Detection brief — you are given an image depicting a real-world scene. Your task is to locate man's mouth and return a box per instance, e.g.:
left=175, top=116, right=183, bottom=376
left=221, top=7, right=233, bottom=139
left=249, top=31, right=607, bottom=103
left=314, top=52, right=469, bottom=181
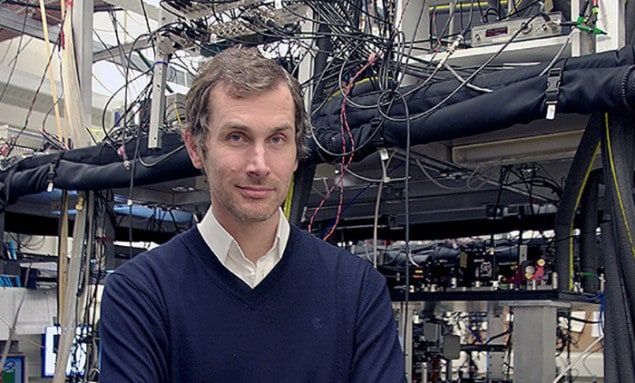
left=237, top=185, right=274, bottom=199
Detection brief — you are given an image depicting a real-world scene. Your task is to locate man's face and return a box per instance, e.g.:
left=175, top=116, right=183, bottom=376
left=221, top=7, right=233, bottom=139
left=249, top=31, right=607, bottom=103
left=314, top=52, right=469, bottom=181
left=184, top=83, right=298, bottom=229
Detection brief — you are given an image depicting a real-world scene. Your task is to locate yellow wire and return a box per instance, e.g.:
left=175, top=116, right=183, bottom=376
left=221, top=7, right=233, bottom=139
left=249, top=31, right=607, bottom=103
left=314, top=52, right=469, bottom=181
left=510, top=0, right=525, bottom=14
left=433, top=0, right=507, bottom=11
left=567, top=138, right=601, bottom=290
left=603, top=113, right=635, bottom=257
left=327, top=77, right=374, bottom=101
left=283, top=176, right=295, bottom=219
left=174, top=102, right=183, bottom=124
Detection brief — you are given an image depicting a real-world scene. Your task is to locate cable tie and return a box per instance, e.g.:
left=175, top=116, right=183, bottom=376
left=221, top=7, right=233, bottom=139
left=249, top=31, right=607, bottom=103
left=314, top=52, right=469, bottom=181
left=47, top=158, right=59, bottom=192
left=545, top=67, right=562, bottom=120
left=153, top=61, right=169, bottom=68
left=379, top=148, right=389, bottom=161
left=75, top=195, right=85, bottom=211
left=117, top=144, right=127, bottom=158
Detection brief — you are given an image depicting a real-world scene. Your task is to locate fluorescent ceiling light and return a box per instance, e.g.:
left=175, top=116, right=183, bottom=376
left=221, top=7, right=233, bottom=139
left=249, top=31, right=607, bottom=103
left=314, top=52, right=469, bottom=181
left=452, top=130, right=584, bottom=166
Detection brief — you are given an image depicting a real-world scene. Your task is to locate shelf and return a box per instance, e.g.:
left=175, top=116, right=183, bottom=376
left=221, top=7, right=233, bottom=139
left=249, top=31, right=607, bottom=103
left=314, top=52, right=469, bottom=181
left=391, top=289, right=601, bottom=312
left=0, top=288, right=56, bottom=340
left=418, top=35, right=572, bottom=67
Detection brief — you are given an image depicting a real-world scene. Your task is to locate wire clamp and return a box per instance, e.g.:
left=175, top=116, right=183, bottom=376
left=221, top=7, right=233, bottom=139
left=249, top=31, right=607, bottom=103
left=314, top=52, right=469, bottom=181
left=545, top=67, right=562, bottom=120
left=47, top=158, right=60, bottom=192
left=370, top=117, right=385, bottom=148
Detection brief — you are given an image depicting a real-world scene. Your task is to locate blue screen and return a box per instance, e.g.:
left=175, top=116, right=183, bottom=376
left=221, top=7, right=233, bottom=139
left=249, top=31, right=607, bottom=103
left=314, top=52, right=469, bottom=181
left=42, top=325, right=91, bottom=377
left=2, top=355, right=25, bottom=383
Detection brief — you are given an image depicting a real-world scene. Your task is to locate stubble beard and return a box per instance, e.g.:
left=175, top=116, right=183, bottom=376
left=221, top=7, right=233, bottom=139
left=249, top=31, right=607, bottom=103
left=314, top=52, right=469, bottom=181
left=213, top=182, right=286, bottom=224
left=228, top=199, right=279, bottom=223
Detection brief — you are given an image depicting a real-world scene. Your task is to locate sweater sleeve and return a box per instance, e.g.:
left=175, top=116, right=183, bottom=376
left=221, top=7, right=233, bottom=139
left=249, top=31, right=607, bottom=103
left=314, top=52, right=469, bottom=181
left=350, top=266, right=407, bottom=383
left=99, top=270, right=169, bottom=383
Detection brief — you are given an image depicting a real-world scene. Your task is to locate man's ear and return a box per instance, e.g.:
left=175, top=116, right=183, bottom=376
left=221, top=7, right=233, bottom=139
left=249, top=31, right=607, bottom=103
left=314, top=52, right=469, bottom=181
left=183, top=129, right=204, bottom=170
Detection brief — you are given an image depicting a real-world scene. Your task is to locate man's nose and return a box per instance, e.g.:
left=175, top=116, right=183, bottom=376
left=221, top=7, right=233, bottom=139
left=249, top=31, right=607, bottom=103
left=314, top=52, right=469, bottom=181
left=246, top=142, right=270, bottom=176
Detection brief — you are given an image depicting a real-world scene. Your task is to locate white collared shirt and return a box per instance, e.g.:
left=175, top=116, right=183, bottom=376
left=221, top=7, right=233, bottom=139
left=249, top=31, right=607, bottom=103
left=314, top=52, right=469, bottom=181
left=197, top=207, right=290, bottom=288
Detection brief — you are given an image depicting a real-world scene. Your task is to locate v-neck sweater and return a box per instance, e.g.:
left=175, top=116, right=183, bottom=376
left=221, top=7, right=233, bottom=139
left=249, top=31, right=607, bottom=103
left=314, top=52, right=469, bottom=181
left=100, top=225, right=406, bottom=383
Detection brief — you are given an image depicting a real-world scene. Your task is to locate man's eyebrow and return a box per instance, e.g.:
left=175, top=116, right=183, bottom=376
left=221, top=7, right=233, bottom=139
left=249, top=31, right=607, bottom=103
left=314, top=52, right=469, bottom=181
left=219, top=123, right=294, bottom=133
left=219, top=123, right=249, bottom=132
left=271, top=125, right=294, bottom=133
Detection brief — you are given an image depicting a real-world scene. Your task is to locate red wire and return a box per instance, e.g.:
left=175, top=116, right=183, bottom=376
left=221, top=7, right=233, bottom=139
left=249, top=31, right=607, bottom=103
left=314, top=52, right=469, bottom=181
left=308, top=54, right=379, bottom=239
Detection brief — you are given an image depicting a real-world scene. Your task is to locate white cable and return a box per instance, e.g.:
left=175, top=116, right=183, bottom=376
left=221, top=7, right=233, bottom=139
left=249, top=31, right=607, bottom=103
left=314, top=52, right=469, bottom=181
left=372, top=151, right=391, bottom=268
left=552, top=334, right=604, bottom=383
left=415, top=158, right=465, bottom=191
left=539, top=29, right=577, bottom=77
left=372, top=180, right=384, bottom=268
left=444, top=63, right=494, bottom=93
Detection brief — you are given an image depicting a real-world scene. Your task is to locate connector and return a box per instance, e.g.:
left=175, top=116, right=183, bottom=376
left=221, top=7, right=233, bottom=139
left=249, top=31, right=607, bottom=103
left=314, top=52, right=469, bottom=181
left=435, top=34, right=464, bottom=70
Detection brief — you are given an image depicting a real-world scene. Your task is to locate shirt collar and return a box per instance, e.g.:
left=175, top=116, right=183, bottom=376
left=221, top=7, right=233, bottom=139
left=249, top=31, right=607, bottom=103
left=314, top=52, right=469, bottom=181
left=197, top=206, right=290, bottom=263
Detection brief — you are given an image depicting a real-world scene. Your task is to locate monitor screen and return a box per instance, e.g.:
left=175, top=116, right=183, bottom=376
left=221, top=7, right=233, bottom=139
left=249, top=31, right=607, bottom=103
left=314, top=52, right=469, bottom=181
left=42, top=325, right=91, bottom=377
left=2, top=355, right=25, bottom=383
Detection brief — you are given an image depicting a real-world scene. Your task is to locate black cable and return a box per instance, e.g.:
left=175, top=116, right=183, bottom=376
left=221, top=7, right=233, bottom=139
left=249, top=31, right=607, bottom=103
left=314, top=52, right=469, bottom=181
left=384, top=12, right=552, bottom=121
left=139, top=0, right=157, bottom=54
left=115, top=21, right=183, bottom=145
left=5, top=22, right=63, bottom=157
left=39, top=91, right=68, bottom=150
left=429, top=0, right=460, bottom=52
left=489, top=166, right=511, bottom=246
left=100, top=75, right=152, bottom=147
left=0, top=34, right=15, bottom=64
left=569, top=316, right=602, bottom=324
left=505, top=0, right=545, bottom=19
left=138, top=144, right=185, bottom=167
left=384, top=88, right=412, bottom=355
left=462, top=0, right=477, bottom=37
left=108, top=9, right=143, bottom=72
left=485, top=328, right=511, bottom=345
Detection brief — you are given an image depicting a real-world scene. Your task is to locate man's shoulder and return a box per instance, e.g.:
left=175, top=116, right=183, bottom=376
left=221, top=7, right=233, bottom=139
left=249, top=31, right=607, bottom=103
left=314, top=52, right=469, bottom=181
left=289, top=225, right=351, bottom=257
left=288, top=225, right=376, bottom=273
left=110, top=227, right=202, bottom=278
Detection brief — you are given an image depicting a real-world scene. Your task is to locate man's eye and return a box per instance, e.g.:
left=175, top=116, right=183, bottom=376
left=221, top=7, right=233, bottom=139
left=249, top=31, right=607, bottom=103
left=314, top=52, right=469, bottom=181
left=271, top=136, right=285, bottom=144
left=228, top=134, right=243, bottom=142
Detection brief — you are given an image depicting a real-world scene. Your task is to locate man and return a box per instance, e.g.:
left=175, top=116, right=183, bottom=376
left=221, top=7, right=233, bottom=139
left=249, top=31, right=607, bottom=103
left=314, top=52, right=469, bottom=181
left=100, top=46, right=406, bottom=382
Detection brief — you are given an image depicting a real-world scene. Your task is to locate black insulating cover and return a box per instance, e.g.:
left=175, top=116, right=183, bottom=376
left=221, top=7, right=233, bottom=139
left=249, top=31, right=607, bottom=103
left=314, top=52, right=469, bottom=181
left=0, top=133, right=199, bottom=203
left=311, top=46, right=635, bottom=161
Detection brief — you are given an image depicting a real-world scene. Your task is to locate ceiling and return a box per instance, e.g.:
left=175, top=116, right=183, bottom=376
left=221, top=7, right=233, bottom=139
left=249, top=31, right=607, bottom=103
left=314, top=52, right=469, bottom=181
left=0, top=1, right=62, bottom=44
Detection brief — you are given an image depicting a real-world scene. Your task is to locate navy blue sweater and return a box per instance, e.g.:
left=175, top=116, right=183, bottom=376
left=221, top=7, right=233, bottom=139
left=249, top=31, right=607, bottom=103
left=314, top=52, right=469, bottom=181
left=100, top=225, right=406, bottom=382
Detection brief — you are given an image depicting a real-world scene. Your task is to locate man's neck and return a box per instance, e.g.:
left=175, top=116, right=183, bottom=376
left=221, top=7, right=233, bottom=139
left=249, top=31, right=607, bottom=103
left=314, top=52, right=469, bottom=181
left=216, top=210, right=280, bottom=263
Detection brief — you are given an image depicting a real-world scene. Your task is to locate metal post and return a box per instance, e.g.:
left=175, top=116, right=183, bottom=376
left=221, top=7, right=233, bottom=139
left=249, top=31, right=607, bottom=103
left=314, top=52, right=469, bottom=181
left=72, top=0, right=93, bottom=147
left=148, top=52, right=168, bottom=149
left=287, top=6, right=316, bottom=225
left=512, top=301, right=568, bottom=383
left=394, top=302, right=416, bottom=383
left=53, top=192, right=89, bottom=383
left=148, top=8, right=175, bottom=150
left=487, top=307, right=507, bottom=381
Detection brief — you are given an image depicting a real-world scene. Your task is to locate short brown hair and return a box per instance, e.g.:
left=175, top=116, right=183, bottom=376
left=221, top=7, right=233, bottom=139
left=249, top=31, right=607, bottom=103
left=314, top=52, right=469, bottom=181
left=184, top=46, right=310, bottom=160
